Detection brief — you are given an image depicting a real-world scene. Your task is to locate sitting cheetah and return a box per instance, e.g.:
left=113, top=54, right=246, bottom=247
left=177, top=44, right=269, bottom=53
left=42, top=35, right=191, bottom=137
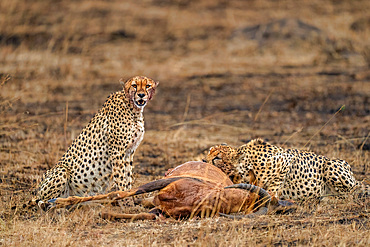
left=36, top=76, right=158, bottom=202
left=206, top=139, right=368, bottom=201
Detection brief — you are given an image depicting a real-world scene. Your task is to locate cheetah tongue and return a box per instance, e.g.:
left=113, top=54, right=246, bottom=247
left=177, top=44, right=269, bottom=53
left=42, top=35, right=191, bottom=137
left=137, top=99, right=146, bottom=106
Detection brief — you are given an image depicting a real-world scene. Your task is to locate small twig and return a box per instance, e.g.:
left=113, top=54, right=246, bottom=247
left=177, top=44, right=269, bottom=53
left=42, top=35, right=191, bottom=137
left=0, top=74, right=11, bottom=87
left=335, top=135, right=361, bottom=149
left=254, top=89, right=274, bottom=122
left=170, top=120, right=249, bottom=132
left=64, top=101, right=69, bottom=149
left=359, top=133, right=370, bottom=174
left=359, top=133, right=369, bottom=151
left=303, top=105, right=345, bottom=148
left=283, top=127, right=303, bottom=146
left=182, top=93, right=191, bottom=122
left=335, top=137, right=370, bottom=142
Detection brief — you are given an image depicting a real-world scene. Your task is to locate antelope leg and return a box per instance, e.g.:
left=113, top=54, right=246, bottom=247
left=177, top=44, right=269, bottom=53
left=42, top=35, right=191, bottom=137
left=49, top=177, right=195, bottom=208
left=49, top=190, right=136, bottom=207
left=101, top=211, right=156, bottom=221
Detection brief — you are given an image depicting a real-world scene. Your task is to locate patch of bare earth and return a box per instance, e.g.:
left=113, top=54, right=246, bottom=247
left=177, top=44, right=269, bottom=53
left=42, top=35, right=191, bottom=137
left=1, top=0, right=369, bottom=246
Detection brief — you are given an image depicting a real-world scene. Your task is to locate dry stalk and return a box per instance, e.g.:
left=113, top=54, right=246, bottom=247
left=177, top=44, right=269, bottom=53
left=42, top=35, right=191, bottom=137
left=303, top=105, right=345, bottom=148
left=254, top=89, right=274, bottom=122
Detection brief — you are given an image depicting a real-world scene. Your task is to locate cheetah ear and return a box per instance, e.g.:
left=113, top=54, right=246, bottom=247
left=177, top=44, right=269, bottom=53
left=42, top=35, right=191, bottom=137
left=148, top=80, right=159, bottom=100
left=119, top=78, right=125, bottom=86
left=153, top=80, right=159, bottom=87
left=120, top=78, right=132, bottom=96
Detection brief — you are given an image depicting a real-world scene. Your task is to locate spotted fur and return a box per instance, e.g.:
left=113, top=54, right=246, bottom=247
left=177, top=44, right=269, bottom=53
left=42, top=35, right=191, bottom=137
left=206, top=139, right=367, bottom=201
left=36, top=76, right=158, bottom=201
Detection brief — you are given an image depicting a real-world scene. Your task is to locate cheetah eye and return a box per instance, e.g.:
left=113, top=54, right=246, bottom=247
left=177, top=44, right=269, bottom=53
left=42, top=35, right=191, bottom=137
left=132, top=84, right=137, bottom=89
left=211, top=156, right=222, bottom=165
left=146, top=84, right=151, bottom=88
left=214, top=155, right=222, bottom=160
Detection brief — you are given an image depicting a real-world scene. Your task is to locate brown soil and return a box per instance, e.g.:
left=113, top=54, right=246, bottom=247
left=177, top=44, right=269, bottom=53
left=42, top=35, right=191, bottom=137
left=0, top=0, right=369, bottom=246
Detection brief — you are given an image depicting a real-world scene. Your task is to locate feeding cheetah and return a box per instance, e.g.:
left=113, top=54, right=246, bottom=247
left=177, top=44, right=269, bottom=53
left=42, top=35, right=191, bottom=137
left=35, top=76, right=158, bottom=203
left=206, top=139, right=368, bottom=201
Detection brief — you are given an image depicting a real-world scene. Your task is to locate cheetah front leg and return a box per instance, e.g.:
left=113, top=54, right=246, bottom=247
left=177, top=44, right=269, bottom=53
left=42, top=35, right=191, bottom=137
left=111, top=154, right=134, bottom=191
left=32, top=164, right=71, bottom=210
left=262, top=176, right=285, bottom=198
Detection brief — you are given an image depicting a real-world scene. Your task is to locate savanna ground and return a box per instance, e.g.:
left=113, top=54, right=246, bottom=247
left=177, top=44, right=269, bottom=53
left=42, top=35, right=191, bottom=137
left=1, top=0, right=370, bottom=246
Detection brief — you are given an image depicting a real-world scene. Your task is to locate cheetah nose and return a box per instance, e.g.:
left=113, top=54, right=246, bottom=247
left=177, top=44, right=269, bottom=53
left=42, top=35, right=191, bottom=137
left=138, top=93, right=145, bottom=98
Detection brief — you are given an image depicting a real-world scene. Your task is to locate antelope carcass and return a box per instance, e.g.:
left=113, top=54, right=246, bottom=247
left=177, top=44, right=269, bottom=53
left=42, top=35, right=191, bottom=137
left=49, top=161, right=295, bottom=220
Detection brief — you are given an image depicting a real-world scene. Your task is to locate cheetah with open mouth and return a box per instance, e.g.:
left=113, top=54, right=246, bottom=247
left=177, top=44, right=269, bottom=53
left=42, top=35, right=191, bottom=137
left=35, top=76, right=158, bottom=203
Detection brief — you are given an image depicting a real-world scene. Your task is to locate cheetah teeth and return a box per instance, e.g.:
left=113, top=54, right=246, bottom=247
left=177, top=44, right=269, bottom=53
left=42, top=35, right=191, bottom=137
left=136, top=100, right=146, bottom=106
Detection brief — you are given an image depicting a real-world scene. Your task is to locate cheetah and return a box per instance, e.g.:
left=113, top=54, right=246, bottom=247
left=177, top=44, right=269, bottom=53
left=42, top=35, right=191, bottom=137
left=206, top=139, right=368, bottom=201
left=36, top=76, right=158, bottom=202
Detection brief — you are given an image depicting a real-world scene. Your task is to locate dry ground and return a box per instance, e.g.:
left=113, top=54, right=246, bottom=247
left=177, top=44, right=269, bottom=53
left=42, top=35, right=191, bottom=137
left=1, top=0, right=370, bottom=246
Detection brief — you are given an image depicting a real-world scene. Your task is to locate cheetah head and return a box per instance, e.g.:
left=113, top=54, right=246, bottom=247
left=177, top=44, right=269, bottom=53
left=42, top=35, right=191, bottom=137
left=120, top=76, right=159, bottom=109
left=205, top=144, right=240, bottom=182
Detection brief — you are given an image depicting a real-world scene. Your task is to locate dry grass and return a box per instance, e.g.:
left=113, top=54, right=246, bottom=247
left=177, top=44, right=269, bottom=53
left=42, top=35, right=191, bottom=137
left=1, top=0, right=370, bottom=246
